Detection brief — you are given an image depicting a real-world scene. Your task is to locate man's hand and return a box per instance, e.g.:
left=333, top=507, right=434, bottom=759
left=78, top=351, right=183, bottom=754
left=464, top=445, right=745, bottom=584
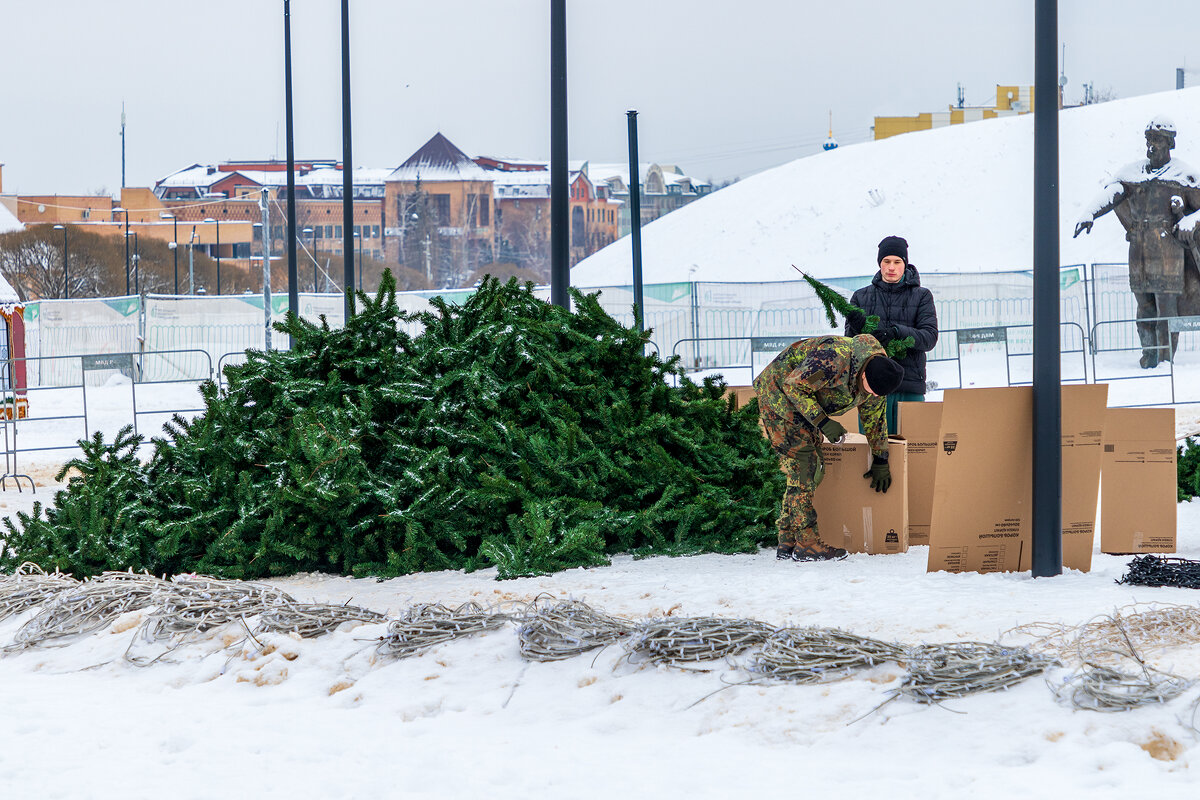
left=1073, top=219, right=1093, bottom=238
left=818, top=416, right=846, bottom=444
left=845, top=308, right=867, bottom=335
left=863, top=455, right=891, bottom=493
left=873, top=326, right=898, bottom=346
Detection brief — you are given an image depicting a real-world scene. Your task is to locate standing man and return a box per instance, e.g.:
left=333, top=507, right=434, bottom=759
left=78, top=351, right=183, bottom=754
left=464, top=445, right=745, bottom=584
left=754, top=334, right=905, bottom=562
left=844, top=235, right=939, bottom=434
left=1075, top=117, right=1200, bottom=368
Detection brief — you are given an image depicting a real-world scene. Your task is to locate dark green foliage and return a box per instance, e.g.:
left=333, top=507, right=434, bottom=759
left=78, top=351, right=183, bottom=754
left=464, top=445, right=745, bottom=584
left=800, top=271, right=915, bottom=361
left=1, top=426, right=158, bottom=575
left=2, top=272, right=783, bottom=580
left=1178, top=437, right=1200, bottom=502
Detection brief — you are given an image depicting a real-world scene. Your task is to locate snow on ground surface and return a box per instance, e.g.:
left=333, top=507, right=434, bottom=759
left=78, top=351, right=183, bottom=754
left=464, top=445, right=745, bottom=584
left=0, top=382, right=1199, bottom=799
left=572, top=87, right=1200, bottom=286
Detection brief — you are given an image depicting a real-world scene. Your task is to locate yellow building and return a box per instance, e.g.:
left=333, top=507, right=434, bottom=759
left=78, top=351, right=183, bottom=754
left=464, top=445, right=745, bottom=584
left=384, top=133, right=495, bottom=286
left=873, top=85, right=1036, bottom=140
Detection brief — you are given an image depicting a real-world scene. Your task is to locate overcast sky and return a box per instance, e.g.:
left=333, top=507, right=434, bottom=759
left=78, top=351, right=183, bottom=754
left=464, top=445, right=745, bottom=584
left=2, top=0, right=1198, bottom=196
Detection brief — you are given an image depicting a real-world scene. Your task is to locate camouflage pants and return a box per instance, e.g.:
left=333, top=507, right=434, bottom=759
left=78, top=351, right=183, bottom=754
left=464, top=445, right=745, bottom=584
left=777, top=446, right=825, bottom=548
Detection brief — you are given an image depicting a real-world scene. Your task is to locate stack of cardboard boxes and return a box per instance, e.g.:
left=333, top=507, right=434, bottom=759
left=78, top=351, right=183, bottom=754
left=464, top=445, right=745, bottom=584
left=726, top=383, right=1178, bottom=573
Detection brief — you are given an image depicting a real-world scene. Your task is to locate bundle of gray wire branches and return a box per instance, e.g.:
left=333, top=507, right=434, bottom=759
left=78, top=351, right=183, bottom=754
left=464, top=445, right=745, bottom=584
left=515, top=598, right=634, bottom=661
left=894, top=642, right=1059, bottom=704
left=1006, top=605, right=1200, bottom=712
left=0, top=563, right=79, bottom=623
left=749, top=627, right=907, bottom=684
left=0, top=566, right=1116, bottom=712
left=375, top=602, right=511, bottom=659
left=622, top=616, right=774, bottom=666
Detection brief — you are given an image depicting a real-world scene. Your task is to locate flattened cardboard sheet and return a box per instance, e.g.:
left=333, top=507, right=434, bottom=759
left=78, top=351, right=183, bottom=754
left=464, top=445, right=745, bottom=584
left=898, top=401, right=942, bottom=546
left=926, top=385, right=1107, bottom=574
left=1101, top=408, right=1176, bottom=554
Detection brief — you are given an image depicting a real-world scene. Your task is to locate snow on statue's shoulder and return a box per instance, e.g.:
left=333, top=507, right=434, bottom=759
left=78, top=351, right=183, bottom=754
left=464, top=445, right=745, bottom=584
left=1110, top=157, right=1200, bottom=187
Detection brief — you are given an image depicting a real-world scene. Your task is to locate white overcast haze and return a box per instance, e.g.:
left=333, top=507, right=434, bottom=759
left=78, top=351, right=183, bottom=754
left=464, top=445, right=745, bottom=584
left=2, top=0, right=1200, bottom=194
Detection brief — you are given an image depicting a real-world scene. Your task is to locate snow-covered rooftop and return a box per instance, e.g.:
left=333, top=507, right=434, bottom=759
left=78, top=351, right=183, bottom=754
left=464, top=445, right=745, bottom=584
left=298, top=167, right=391, bottom=187
left=0, top=268, right=21, bottom=308
left=0, top=200, right=23, bottom=235
left=155, top=164, right=222, bottom=189
left=388, top=133, right=491, bottom=183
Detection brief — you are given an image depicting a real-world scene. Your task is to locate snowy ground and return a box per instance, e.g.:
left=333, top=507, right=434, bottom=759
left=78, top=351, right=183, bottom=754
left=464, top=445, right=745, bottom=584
left=1, top=380, right=1199, bottom=799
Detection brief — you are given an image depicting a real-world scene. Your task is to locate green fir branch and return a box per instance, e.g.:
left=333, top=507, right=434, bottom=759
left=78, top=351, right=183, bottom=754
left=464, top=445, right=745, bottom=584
left=796, top=268, right=879, bottom=334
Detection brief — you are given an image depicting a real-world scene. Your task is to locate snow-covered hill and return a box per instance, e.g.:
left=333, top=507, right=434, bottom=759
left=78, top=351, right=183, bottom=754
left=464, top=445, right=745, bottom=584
left=573, top=88, right=1200, bottom=285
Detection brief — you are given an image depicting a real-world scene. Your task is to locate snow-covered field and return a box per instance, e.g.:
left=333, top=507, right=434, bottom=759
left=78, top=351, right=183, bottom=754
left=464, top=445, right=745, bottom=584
left=0, top=379, right=1198, bottom=799
left=572, top=87, right=1200, bottom=285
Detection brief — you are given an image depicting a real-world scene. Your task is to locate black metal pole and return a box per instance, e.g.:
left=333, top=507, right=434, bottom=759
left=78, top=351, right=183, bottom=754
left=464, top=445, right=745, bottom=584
left=284, top=0, right=299, bottom=320
left=1032, top=0, right=1062, bottom=578
left=549, top=0, right=569, bottom=308
left=341, top=0, right=355, bottom=317
left=132, top=232, right=139, bottom=295
left=172, top=216, right=178, bottom=294
left=626, top=110, right=644, bottom=332
left=62, top=226, right=69, bottom=299
left=123, top=211, right=130, bottom=295
left=215, top=219, right=221, bottom=294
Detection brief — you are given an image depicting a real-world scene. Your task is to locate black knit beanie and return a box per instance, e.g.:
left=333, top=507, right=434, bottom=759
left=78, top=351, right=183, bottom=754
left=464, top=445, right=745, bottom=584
left=863, top=355, right=905, bottom=395
left=877, top=236, right=908, bottom=265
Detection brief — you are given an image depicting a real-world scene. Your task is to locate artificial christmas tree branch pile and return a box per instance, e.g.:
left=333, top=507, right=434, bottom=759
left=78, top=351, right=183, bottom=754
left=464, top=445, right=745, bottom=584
left=2, top=273, right=782, bottom=580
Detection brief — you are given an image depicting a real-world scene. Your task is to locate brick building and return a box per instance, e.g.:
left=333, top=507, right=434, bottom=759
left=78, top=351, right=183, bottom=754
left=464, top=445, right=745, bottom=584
left=384, top=133, right=495, bottom=287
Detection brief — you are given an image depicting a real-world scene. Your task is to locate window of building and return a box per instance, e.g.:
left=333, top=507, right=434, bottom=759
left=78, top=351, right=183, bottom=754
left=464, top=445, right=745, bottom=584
left=334, top=225, right=343, bottom=238
left=432, top=194, right=451, bottom=225
left=571, top=206, right=585, bottom=248
left=478, top=196, right=489, bottom=226
left=372, top=225, right=380, bottom=238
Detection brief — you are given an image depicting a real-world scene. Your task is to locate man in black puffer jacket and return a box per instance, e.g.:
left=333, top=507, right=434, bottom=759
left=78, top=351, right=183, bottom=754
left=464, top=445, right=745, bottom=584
left=844, top=235, right=939, bottom=434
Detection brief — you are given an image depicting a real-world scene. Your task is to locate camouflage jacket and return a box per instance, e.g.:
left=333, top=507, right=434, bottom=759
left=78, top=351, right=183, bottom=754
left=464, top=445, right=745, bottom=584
left=753, top=334, right=889, bottom=458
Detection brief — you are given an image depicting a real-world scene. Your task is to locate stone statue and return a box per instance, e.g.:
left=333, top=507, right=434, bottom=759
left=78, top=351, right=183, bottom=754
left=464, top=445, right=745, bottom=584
left=1075, top=117, right=1200, bottom=368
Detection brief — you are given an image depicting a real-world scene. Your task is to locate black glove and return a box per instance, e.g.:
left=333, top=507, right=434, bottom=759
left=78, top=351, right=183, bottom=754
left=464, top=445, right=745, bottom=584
left=863, top=455, right=891, bottom=493
left=817, top=416, right=846, bottom=444
left=845, top=308, right=867, bottom=335
left=873, top=325, right=898, bottom=345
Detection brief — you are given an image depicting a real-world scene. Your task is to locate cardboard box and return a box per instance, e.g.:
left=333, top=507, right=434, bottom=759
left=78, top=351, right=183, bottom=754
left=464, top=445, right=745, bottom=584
left=1101, top=408, right=1176, bottom=554
left=898, top=401, right=942, bottom=546
left=1060, top=384, right=1109, bottom=571
left=926, top=384, right=1108, bottom=574
left=723, top=386, right=757, bottom=410
left=813, top=434, right=908, bottom=554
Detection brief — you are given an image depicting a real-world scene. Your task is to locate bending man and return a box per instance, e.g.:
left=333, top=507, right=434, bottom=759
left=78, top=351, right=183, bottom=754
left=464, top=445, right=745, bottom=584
left=754, top=334, right=905, bottom=562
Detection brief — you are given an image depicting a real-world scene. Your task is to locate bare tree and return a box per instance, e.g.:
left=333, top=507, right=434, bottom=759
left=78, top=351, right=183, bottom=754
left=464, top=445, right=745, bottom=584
left=0, top=225, right=236, bottom=299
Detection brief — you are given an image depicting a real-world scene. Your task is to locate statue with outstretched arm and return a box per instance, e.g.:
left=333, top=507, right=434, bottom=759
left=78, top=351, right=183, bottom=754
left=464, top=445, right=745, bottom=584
left=1075, top=117, right=1200, bottom=368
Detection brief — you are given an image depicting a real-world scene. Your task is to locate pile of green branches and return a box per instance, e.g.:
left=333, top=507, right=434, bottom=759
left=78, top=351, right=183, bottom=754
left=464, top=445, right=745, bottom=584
left=1178, top=437, right=1200, bottom=501
left=2, top=273, right=782, bottom=580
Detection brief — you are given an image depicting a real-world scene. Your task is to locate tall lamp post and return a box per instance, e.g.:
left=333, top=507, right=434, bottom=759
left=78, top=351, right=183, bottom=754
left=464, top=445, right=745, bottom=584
left=161, top=212, right=178, bottom=293
left=188, top=226, right=197, bottom=294
left=302, top=227, right=315, bottom=290
left=53, top=224, right=69, bottom=299
left=354, top=231, right=363, bottom=291
left=253, top=223, right=264, bottom=291
left=114, top=206, right=130, bottom=294
left=204, top=217, right=221, bottom=294
left=127, top=231, right=140, bottom=294
left=340, top=0, right=355, bottom=317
